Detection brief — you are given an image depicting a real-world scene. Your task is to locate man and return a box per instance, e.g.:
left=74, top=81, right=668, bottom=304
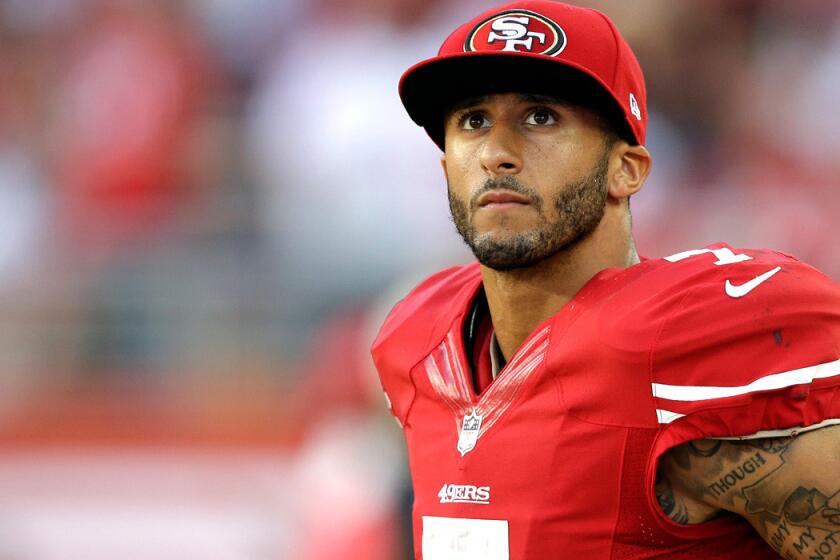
left=371, top=2, right=840, bottom=558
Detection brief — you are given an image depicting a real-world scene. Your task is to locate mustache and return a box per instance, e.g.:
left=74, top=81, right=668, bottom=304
left=470, top=176, right=540, bottom=210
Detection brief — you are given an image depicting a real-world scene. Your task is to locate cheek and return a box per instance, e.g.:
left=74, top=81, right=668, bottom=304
left=443, top=152, right=478, bottom=191
left=447, top=147, right=477, bottom=175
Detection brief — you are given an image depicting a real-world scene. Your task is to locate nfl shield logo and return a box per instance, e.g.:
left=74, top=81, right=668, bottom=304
left=457, top=408, right=483, bottom=455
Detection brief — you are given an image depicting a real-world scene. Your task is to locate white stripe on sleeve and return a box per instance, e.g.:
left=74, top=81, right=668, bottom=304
left=652, top=358, right=840, bottom=402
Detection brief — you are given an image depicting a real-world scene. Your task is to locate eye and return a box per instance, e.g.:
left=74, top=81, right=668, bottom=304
left=525, top=108, right=557, bottom=126
left=459, top=111, right=490, bottom=130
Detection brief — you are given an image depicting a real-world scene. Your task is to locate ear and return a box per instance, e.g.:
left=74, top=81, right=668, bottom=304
left=440, top=153, right=449, bottom=182
left=608, top=143, right=652, bottom=200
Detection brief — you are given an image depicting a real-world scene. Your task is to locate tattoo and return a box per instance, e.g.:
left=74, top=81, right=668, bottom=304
left=706, top=451, right=767, bottom=499
left=670, top=437, right=791, bottom=507
left=785, top=487, right=829, bottom=523
left=750, top=478, right=840, bottom=558
left=688, top=429, right=840, bottom=558
left=755, top=437, right=793, bottom=455
left=660, top=427, right=840, bottom=558
left=655, top=472, right=689, bottom=524
left=690, top=439, right=722, bottom=457
left=823, top=506, right=840, bottom=527
left=767, top=513, right=789, bottom=549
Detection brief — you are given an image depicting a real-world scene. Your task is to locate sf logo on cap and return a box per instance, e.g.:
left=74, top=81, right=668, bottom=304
left=465, top=9, right=566, bottom=56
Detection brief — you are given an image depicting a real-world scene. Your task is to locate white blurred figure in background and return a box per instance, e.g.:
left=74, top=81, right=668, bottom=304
left=245, top=0, right=486, bottom=332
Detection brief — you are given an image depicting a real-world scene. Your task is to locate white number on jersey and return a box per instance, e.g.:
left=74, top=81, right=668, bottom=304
left=664, top=247, right=782, bottom=299
left=422, top=516, right=509, bottom=559
left=664, top=247, right=752, bottom=266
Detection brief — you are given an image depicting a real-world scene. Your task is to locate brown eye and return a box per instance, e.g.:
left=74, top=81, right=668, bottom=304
left=461, top=112, right=487, bottom=130
left=467, top=113, right=484, bottom=128
left=526, top=109, right=556, bottom=126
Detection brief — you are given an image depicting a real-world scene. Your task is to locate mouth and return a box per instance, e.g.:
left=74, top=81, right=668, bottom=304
left=476, top=190, right=532, bottom=209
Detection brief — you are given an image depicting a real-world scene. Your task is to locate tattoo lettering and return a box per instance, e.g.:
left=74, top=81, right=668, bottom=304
left=707, top=452, right=767, bottom=498
left=791, top=527, right=815, bottom=554
left=741, top=430, right=840, bottom=559
left=823, top=507, right=840, bottom=527
left=661, top=426, right=840, bottom=558
left=752, top=487, right=840, bottom=558
left=810, top=532, right=840, bottom=560
left=768, top=517, right=791, bottom=551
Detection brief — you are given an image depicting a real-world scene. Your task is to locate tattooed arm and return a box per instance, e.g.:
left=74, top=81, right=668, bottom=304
left=656, top=424, right=840, bottom=559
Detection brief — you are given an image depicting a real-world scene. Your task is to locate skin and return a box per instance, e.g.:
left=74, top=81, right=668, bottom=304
left=658, top=427, right=840, bottom=559
left=441, top=92, right=651, bottom=360
left=440, top=91, right=840, bottom=558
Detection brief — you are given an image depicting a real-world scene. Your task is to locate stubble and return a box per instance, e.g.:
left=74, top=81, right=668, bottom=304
left=448, top=146, right=611, bottom=271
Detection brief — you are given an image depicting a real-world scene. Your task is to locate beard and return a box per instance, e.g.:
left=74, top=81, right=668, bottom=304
left=448, top=147, right=610, bottom=271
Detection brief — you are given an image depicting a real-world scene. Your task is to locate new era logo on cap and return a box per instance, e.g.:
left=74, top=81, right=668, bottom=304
left=465, top=9, right=567, bottom=56
left=629, top=93, right=642, bottom=120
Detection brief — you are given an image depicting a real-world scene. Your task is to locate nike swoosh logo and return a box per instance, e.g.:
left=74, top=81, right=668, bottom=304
left=725, top=266, right=782, bottom=298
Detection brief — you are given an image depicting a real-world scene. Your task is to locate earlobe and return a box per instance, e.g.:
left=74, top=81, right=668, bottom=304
left=608, top=144, right=652, bottom=200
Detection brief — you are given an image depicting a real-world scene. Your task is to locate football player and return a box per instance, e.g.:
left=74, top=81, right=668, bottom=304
left=372, top=2, right=840, bottom=558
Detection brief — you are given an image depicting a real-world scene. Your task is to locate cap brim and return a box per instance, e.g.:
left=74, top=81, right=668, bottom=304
left=399, top=52, right=632, bottom=150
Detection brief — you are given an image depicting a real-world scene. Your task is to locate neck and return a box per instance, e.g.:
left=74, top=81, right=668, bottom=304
left=480, top=208, right=638, bottom=361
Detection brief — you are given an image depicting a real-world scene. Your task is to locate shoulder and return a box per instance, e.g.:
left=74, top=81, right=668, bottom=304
left=648, top=243, right=839, bottom=385
left=647, top=244, right=836, bottom=304
left=571, top=243, right=838, bottom=389
left=371, top=262, right=481, bottom=356
left=370, top=262, right=480, bottom=377
left=578, top=244, right=837, bottom=342
left=648, top=244, right=840, bottom=438
left=370, top=262, right=481, bottom=424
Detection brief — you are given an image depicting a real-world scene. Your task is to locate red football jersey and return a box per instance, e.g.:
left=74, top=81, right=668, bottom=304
left=371, top=244, right=840, bottom=559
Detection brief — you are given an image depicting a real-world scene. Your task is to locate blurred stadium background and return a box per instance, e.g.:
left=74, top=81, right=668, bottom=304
left=0, top=0, right=837, bottom=557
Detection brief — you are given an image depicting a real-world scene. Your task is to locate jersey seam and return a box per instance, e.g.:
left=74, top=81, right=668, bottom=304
left=607, top=428, right=630, bottom=560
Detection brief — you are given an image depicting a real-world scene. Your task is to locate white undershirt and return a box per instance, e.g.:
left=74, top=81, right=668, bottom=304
left=489, top=332, right=505, bottom=380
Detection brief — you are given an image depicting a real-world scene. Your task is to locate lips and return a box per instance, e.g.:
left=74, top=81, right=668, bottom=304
left=476, top=190, right=532, bottom=207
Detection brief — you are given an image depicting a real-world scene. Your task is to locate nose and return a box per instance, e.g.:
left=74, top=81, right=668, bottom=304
left=479, top=123, right=523, bottom=177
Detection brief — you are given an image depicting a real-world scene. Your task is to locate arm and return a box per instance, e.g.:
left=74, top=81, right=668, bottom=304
left=657, top=424, right=840, bottom=559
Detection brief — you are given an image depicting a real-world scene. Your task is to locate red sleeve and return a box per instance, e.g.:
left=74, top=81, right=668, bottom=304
left=649, top=246, right=840, bottom=448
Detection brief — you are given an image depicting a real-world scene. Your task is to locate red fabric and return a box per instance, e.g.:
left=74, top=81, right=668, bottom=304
left=371, top=244, right=840, bottom=559
left=400, top=0, right=647, bottom=146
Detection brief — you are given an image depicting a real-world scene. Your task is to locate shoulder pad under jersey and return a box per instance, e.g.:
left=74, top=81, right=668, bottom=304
left=647, top=244, right=840, bottom=441
left=371, top=263, right=481, bottom=423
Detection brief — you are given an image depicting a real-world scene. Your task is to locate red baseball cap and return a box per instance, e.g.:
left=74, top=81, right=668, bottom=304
left=399, top=1, right=647, bottom=150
